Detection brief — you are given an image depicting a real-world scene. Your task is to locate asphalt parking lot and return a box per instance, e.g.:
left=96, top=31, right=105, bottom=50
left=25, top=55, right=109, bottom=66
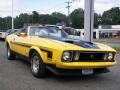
left=0, top=41, right=120, bottom=90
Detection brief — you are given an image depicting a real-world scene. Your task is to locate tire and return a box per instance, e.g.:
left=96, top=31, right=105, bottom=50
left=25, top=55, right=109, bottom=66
left=7, top=46, right=16, bottom=60
left=30, top=52, right=47, bottom=78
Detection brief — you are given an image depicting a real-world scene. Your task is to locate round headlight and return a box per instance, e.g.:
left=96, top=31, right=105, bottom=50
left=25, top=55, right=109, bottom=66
left=62, top=52, right=72, bottom=62
left=74, top=52, right=80, bottom=61
left=104, top=53, right=108, bottom=61
left=108, top=53, right=113, bottom=60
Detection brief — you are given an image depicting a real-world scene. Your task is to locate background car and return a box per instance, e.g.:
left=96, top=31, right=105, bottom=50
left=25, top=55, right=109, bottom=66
left=63, top=27, right=80, bottom=36
left=0, top=30, right=6, bottom=40
left=5, top=29, right=20, bottom=38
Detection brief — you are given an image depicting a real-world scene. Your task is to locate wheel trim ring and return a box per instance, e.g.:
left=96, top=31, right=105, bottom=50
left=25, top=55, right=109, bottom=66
left=7, top=48, right=10, bottom=57
left=32, top=56, right=40, bottom=73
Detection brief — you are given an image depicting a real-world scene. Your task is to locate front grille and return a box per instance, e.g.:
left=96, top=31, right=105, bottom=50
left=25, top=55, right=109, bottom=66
left=79, top=52, right=104, bottom=62
left=74, top=52, right=113, bottom=62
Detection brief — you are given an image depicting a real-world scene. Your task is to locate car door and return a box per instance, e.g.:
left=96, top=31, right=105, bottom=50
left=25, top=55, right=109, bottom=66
left=11, top=29, right=30, bottom=57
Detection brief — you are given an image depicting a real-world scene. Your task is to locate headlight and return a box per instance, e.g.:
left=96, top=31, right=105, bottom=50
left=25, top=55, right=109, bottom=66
left=74, top=51, right=80, bottom=61
left=62, top=51, right=72, bottom=62
left=108, top=53, right=113, bottom=61
left=104, top=53, right=114, bottom=61
left=104, top=53, right=108, bottom=61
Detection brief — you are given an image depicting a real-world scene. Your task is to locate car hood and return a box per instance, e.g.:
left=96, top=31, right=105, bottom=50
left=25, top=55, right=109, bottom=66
left=54, top=38, right=99, bottom=49
left=28, top=36, right=115, bottom=52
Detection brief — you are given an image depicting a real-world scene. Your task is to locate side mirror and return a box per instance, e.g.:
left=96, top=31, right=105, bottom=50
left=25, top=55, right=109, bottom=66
left=19, top=32, right=27, bottom=37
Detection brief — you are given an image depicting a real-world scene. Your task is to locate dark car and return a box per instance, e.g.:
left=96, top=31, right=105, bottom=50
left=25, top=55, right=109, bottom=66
left=5, top=29, right=20, bottom=37
left=63, top=27, right=80, bottom=36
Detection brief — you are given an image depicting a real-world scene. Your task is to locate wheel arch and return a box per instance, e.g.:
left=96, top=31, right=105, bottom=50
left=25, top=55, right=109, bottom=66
left=29, top=46, right=44, bottom=62
left=6, top=42, right=9, bottom=47
left=6, top=41, right=11, bottom=48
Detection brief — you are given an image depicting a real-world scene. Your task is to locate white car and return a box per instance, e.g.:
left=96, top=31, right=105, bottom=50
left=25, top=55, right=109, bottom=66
left=0, top=31, right=6, bottom=40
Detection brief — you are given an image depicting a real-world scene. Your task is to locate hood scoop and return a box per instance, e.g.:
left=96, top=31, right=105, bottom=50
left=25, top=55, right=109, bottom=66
left=63, top=40, right=74, bottom=44
left=74, top=41, right=99, bottom=48
left=60, top=38, right=99, bottom=49
left=40, top=36, right=99, bottom=49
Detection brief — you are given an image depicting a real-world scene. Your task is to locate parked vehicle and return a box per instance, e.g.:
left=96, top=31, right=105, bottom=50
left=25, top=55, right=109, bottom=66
left=0, top=30, right=6, bottom=40
left=5, top=29, right=19, bottom=37
left=5, top=26, right=116, bottom=78
left=63, top=27, right=80, bottom=36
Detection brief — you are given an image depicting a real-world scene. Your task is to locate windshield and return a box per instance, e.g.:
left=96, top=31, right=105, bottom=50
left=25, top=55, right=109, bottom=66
left=29, top=27, right=70, bottom=38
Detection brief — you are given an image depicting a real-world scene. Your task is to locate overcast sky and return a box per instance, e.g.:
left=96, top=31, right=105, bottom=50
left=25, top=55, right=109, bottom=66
left=0, top=0, right=120, bottom=17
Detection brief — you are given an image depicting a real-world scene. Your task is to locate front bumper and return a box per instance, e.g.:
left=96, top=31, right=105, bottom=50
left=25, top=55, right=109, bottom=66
left=46, top=65, right=110, bottom=76
left=55, top=61, right=116, bottom=69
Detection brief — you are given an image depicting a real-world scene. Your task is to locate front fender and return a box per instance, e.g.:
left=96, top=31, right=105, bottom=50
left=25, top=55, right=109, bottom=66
left=29, top=46, right=45, bottom=62
left=5, top=38, right=11, bottom=48
left=29, top=46, right=56, bottom=65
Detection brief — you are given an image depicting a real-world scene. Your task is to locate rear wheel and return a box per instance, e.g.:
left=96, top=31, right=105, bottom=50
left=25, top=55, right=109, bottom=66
left=30, top=52, right=47, bottom=78
left=7, top=46, right=16, bottom=60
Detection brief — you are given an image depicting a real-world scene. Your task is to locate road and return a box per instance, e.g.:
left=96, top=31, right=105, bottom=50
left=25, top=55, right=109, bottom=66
left=0, top=41, right=120, bottom=90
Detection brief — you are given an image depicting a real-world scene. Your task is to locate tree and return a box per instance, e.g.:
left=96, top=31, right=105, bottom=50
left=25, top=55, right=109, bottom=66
left=94, top=13, right=101, bottom=28
left=0, top=17, right=11, bottom=30
left=70, top=8, right=101, bottom=29
left=32, top=11, right=39, bottom=23
left=101, top=7, right=120, bottom=25
left=39, top=14, right=53, bottom=24
left=51, top=12, right=68, bottom=24
left=70, top=8, right=84, bottom=29
left=4, top=16, right=12, bottom=30
left=1, top=7, right=120, bottom=30
left=14, top=13, right=31, bottom=28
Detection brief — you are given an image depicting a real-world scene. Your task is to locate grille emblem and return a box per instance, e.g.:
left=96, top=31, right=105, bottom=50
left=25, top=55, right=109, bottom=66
left=90, top=54, right=94, bottom=59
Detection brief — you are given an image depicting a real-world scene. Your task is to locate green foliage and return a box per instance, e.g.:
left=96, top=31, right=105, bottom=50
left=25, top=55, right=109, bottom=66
left=102, top=7, right=120, bottom=25
left=70, top=8, right=84, bottom=29
left=0, top=7, right=120, bottom=30
left=0, top=11, right=67, bottom=30
left=69, top=8, right=100, bottom=29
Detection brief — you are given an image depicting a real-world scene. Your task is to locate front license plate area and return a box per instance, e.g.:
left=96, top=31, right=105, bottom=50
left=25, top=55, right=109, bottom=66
left=82, top=69, right=93, bottom=75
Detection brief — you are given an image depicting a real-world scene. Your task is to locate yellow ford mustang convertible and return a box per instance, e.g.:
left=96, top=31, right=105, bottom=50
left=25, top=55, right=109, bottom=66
left=5, top=26, right=116, bottom=78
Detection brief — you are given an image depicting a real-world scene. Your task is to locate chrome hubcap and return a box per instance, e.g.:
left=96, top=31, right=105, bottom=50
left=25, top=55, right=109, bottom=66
left=7, top=48, right=10, bottom=57
left=32, top=56, right=39, bottom=73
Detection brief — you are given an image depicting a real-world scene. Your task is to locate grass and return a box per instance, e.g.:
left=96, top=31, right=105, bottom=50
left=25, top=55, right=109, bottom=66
left=94, top=38, right=120, bottom=52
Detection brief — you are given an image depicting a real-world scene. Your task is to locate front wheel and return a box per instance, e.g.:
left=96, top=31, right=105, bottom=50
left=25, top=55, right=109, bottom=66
left=7, top=47, right=16, bottom=60
left=30, top=52, right=47, bottom=78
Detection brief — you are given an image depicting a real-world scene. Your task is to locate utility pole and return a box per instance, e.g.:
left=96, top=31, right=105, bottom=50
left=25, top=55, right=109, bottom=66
left=65, top=1, right=72, bottom=26
left=65, top=1, right=72, bottom=16
left=84, top=0, right=94, bottom=42
left=12, top=0, right=14, bottom=29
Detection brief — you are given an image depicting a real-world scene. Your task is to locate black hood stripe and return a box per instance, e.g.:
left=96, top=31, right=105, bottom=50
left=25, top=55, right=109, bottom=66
left=40, top=36, right=99, bottom=49
left=59, top=39, right=99, bottom=49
